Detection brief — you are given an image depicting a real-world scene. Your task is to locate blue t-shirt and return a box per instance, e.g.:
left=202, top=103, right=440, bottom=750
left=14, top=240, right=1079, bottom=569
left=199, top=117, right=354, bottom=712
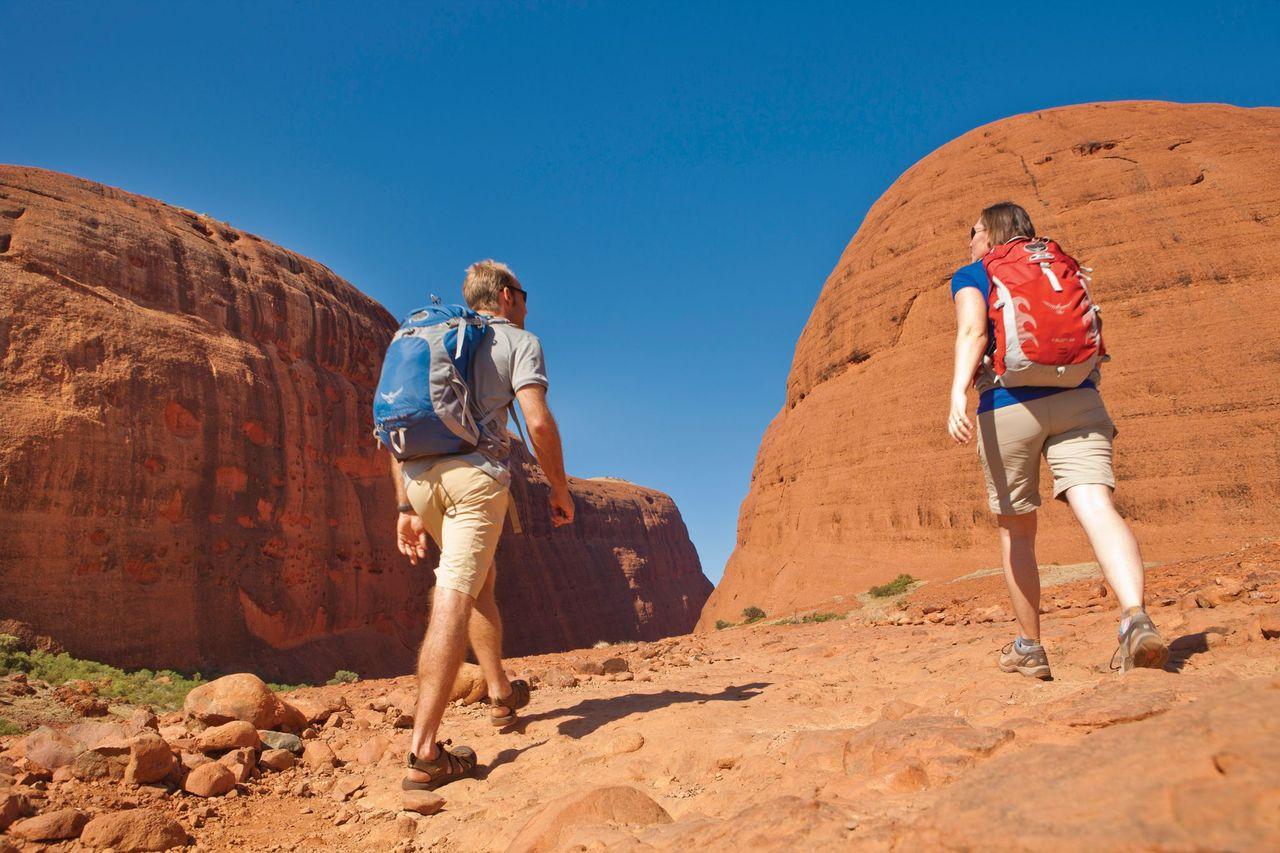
left=950, top=260, right=1094, bottom=413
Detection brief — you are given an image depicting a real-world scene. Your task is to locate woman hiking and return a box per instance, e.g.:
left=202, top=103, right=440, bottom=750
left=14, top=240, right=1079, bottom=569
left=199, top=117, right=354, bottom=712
left=947, top=202, right=1168, bottom=679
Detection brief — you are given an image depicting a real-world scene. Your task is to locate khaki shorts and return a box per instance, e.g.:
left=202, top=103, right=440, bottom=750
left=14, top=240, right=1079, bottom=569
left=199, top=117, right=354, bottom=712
left=404, top=458, right=509, bottom=598
left=976, top=387, right=1116, bottom=516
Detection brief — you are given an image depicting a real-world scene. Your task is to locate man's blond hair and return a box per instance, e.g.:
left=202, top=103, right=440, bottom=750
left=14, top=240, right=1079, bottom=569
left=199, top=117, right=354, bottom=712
left=462, top=260, right=520, bottom=311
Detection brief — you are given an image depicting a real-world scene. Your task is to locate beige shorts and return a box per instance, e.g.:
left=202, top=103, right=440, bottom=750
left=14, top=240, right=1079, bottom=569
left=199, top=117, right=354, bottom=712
left=404, top=458, right=509, bottom=598
left=976, top=387, right=1116, bottom=516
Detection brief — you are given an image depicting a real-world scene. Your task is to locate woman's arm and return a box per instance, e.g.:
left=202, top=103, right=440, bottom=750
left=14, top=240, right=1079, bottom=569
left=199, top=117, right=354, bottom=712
left=948, top=288, right=988, bottom=443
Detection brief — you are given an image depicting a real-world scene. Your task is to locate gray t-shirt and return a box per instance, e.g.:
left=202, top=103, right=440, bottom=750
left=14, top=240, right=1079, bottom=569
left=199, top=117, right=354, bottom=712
left=402, top=316, right=548, bottom=487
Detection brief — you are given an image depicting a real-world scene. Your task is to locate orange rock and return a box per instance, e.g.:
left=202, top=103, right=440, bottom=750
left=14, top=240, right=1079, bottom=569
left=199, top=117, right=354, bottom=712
left=0, top=162, right=710, bottom=681
left=507, top=786, right=673, bottom=853
left=701, top=102, right=1280, bottom=626
left=124, top=733, right=176, bottom=785
left=185, top=674, right=284, bottom=730
left=184, top=762, right=236, bottom=798
left=9, top=808, right=90, bottom=841
left=197, top=720, right=262, bottom=753
left=81, top=808, right=188, bottom=851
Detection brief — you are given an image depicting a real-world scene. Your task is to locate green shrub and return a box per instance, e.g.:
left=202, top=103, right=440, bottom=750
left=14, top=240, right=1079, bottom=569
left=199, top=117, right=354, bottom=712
left=0, top=717, right=22, bottom=737
left=804, top=612, right=843, bottom=623
left=714, top=619, right=733, bottom=630
left=327, top=670, right=359, bottom=686
left=741, top=606, right=766, bottom=624
left=869, top=573, right=916, bottom=598
left=0, top=644, right=207, bottom=710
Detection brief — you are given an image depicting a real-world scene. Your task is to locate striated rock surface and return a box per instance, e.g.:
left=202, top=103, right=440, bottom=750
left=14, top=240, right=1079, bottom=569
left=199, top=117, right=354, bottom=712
left=0, top=165, right=709, bottom=679
left=700, top=101, right=1280, bottom=627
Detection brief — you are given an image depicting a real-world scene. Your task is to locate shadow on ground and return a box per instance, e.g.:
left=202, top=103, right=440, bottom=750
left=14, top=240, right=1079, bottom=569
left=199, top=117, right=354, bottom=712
left=520, top=682, right=771, bottom=738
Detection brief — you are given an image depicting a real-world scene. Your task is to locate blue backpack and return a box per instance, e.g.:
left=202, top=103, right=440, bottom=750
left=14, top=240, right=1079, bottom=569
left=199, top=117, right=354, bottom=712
left=372, top=298, right=492, bottom=461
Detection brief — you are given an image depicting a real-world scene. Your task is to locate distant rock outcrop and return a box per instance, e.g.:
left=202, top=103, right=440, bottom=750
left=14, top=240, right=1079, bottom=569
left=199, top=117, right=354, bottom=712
left=700, top=101, right=1280, bottom=627
left=0, top=165, right=709, bottom=680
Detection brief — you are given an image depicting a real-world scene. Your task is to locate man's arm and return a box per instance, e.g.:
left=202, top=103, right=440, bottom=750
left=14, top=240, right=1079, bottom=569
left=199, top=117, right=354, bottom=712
left=515, top=384, right=574, bottom=526
left=389, top=455, right=429, bottom=563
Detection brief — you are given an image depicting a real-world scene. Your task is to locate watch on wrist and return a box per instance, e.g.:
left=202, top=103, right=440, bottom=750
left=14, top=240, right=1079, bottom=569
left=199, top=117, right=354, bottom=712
left=397, top=503, right=414, bottom=514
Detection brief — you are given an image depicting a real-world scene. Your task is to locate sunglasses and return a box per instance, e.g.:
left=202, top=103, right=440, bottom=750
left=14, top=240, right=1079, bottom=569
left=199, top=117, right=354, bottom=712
left=505, top=285, right=529, bottom=304
left=970, top=225, right=986, bottom=238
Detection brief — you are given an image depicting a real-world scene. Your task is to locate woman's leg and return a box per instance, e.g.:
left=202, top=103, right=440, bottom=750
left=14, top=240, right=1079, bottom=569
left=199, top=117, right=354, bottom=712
left=1064, top=483, right=1143, bottom=611
left=998, top=510, right=1041, bottom=640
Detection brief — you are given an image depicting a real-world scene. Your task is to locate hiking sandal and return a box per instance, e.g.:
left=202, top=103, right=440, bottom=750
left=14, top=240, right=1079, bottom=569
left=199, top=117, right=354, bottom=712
left=402, top=740, right=477, bottom=791
left=488, top=678, right=530, bottom=728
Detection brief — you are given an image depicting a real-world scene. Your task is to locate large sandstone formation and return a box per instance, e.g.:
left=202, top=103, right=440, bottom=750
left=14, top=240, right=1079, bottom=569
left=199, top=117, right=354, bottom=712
left=701, top=101, right=1280, bottom=627
left=0, top=165, right=709, bottom=680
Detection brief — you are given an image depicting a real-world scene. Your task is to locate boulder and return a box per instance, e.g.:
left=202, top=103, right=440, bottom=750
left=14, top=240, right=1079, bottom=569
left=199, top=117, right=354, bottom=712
left=0, top=790, right=32, bottom=832
left=9, top=807, right=90, bottom=841
left=286, top=695, right=349, bottom=725
left=72, top=737, right=133, bottom=781
left=451, top=663, right=487, bottom=704
left=81, top=808, right=188, bottom=851
left=259, top=749, right=296, bottom=772
left=125, top=733, right=176, bottom=785
left=184, top=674, right=283, bottom=730
left=197, top=720, right=261, bottom=753
left=601, top=657, right=630, bottom=674
left=183, top=761, right=236, bottom=797
left=21, top=726, right=76, bottom=770
left=543, top=668, right=579, bottom=689
left=507, top=786, right=672, bottom=853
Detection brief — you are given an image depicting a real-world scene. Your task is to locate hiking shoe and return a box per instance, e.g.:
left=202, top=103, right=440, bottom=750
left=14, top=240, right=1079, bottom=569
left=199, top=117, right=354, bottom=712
left=1110, top=609, right=1169, bottom=673
left=999, top=641, right=1052, bottom=680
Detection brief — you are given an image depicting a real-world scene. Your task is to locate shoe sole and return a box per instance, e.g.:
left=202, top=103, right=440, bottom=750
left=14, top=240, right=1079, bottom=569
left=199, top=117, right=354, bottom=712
left=1128, top=633, right=1169, bottom=671
left=999, top=661, right=1052, bottom=680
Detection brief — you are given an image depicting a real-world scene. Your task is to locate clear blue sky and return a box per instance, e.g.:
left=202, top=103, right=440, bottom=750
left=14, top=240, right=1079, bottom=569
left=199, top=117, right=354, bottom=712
left=7, top=1, right=1277, bottom=583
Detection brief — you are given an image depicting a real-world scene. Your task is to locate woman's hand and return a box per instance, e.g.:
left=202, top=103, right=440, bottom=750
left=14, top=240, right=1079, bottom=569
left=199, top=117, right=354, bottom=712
left=948, top=387, right=974, bottom=444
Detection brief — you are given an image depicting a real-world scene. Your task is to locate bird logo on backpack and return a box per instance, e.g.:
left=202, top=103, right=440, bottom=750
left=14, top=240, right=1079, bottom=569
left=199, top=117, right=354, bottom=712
left=372, top=296, right=491, bottom=460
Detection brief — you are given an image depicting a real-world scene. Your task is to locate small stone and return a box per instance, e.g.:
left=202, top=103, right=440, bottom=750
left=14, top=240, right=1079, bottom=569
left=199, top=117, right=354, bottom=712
left=402, top=789, right=445, bottom=816
left=396, top=812, right=418, bottom=838
left=369, top=696, right=391, bottom=712
left=355, top=735, right=390, bottom=766
left=184, top=762, right=236, bottom=797
left=257, top=730, right=303, bottom=755
left=302, top=741, right=338, bottom=770
left=259, top=749, right=296, bottom=772
left=81, top=808, right=187, bottom=851
left=607, top=731, right=645, bottom=755
left=181, top=751, right=212, bottom=771
left=575, top=659, right=605, bottom=676
left=601, top=657, right=630, bottom=674
left=9, top=807, right=90, bottom=841
left=126, top=708, right=161, bottom=735
left=542, top=668, right=579, bottom=689
left=292, top=780, right=312, bottom=797
left=331, top=774, right=366, bottom=801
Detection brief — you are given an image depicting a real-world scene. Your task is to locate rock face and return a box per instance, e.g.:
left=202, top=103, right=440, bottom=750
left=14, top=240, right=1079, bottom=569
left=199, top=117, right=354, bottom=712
left=700, top=101, right=1280, bottom=627
left=0, top=165, right=710, bottom=680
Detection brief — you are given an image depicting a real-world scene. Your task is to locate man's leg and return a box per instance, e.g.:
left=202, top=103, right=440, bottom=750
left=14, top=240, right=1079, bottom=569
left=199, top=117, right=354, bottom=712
left=998, top=510, right=1041, bottom=641
left=1064, top=483, right=1143, bottom=611
left=469, top=565, right=513, bottom=713
left=409, top=586, right=474, bottom=767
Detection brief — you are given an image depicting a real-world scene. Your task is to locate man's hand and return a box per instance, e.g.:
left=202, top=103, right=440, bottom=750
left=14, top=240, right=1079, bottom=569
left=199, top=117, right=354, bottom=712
left=396, top=511, right=428, bottom=564
left=947, top=387, right=974, bottom=444
left=549, top=487, right=575, bottom=527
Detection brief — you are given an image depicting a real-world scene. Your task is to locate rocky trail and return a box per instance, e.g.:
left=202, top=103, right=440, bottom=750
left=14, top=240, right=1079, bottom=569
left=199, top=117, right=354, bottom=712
left=3, top=541, right=1279, bottom=851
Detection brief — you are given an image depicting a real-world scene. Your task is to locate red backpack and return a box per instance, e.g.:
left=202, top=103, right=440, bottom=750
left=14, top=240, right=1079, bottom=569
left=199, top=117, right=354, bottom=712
left=981, top=237, right=1105, bottom=388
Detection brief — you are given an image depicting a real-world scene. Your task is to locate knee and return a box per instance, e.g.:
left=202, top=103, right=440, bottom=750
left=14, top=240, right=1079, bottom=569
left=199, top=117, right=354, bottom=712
left=998, top=512, right=1037, bottom=543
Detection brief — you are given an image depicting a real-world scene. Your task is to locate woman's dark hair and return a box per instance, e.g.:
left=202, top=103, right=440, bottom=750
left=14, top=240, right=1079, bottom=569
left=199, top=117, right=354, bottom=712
left=980, top=202, right=1036, bottom=245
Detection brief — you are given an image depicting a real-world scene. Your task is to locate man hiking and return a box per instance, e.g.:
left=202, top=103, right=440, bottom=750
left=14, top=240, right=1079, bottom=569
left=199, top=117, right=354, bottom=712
left=381, top=260, right=574, bottom=791
left=947, top=202, right=1168, bottom=680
